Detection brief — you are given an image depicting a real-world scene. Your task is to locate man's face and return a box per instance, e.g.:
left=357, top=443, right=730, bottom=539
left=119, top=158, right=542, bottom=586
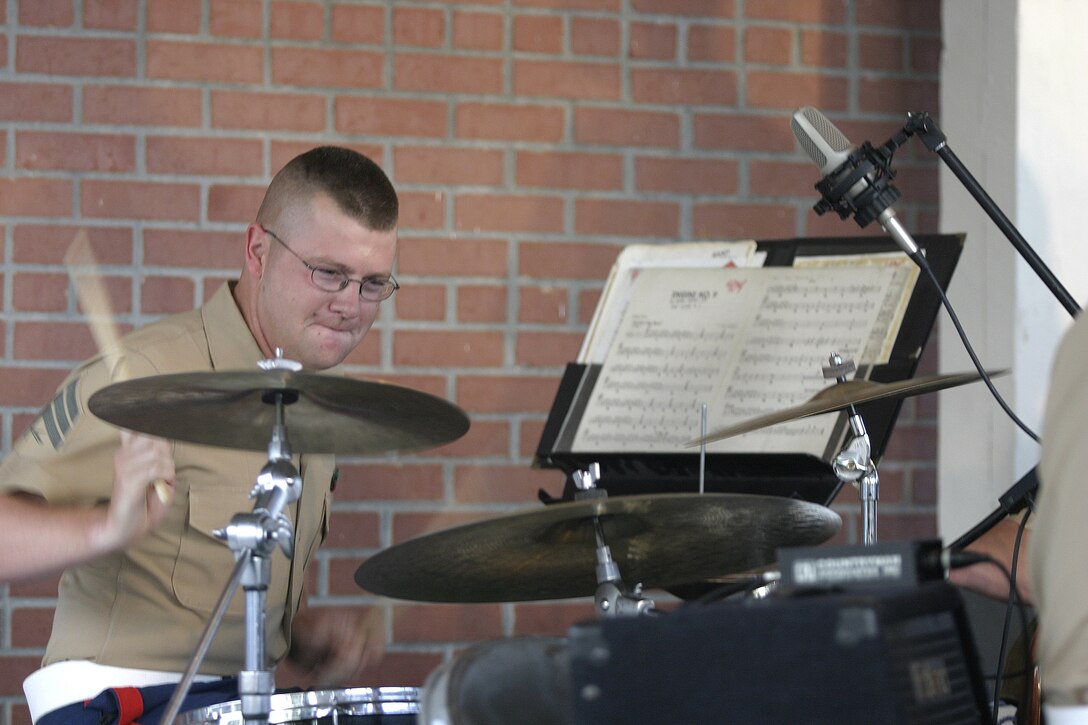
left=251, top=194, right=397, bottom=371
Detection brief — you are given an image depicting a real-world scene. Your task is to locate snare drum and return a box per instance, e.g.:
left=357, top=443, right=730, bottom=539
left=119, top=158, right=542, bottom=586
left=177, top=687, right=420, bottom=724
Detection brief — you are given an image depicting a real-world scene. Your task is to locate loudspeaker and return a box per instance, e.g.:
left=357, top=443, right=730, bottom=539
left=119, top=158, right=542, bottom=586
left=568, top=582, right=991, bottom=724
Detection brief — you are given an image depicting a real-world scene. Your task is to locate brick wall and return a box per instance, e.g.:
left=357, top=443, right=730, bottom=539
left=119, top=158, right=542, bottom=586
left=0, top=0, right=941, bottom=720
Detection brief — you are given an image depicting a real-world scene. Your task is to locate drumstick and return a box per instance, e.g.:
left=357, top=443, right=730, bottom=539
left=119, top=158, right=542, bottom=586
left=64, top=230, right=172, bottom=505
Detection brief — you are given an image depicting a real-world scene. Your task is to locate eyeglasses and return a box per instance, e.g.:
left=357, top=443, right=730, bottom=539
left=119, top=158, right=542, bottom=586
left=261, top=226, right=399, bottom=302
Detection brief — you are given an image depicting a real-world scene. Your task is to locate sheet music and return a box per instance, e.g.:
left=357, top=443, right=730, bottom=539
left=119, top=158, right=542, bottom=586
left=570, top=265, right=904, bottom=455
left=577, top=241, right=757, bottom=364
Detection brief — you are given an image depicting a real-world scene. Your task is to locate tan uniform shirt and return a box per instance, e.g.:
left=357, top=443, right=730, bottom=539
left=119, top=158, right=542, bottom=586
left=1031, top=310, right=1088, bottom=706
left=0, top=283, right=334, bottom=675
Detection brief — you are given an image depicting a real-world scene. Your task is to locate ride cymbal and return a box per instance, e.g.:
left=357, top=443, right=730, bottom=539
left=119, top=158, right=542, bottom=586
left=355, top=493, right=840, bottom=602
left=687, top=369, right=1004, bottom=446
left=88, top=369, right=470, bottom=454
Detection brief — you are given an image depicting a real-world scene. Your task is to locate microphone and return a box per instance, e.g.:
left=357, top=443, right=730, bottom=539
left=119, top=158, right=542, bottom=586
left=791, top=106, right=921, bottom=258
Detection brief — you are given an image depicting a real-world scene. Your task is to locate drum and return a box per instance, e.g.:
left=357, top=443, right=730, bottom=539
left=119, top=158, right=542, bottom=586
left=420, top=637, right=570, bottom=725
left=177, top=687, right=420, bottom=724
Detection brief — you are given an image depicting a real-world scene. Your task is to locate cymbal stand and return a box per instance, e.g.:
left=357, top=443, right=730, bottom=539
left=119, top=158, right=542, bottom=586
left=824, top=354, right=880, bottom=546
left=160, top=353, right=303, bottom=725
left=572, top=465, right=656, bottom=618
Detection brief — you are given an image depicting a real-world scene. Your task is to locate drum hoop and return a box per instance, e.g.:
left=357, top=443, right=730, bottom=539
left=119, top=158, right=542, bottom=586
left=177, top=686, right=421, bottom=724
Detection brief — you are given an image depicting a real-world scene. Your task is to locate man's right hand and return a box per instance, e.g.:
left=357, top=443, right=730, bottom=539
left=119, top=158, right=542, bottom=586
left=93, top=431, right=177, bottom=553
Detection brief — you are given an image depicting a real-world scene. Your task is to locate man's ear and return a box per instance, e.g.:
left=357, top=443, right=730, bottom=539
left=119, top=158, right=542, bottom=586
left=244, top=224, right=270, bottom=279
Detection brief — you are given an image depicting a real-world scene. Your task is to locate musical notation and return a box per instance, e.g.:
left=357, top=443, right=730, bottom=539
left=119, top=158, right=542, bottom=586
left=571, top=264, right=910, bottom=456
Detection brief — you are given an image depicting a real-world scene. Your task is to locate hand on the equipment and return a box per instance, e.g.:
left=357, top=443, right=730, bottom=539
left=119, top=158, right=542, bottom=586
left=96, top=430, right=176, bottom=553
left=288, top=607, right=385, bottom=687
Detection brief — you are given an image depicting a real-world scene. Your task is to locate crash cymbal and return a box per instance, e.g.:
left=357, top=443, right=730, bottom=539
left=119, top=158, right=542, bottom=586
left=88, top=369, right=470, bottom=454
left=687, top=369, right=1005, bottom=447
left=355, top=493, right=840, bottom=602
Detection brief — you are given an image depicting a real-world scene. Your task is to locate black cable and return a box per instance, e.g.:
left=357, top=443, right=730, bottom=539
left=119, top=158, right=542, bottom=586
left=911, top=249, right=1040, bottom=443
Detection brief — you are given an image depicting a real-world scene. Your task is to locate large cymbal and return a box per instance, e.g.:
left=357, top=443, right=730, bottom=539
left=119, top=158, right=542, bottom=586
left=88, top=369, right=470, bottom=454
left=355, top=493, right=840, bottom=602
left=687, top=369, right=1004, bottom=447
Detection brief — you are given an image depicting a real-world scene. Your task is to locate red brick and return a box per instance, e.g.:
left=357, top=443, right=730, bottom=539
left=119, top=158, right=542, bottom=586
left=859, top=32, right=905, bottom=71
left=633, top=68, right=737, bottom=105
left=635, top=157, right=739, bottom=195
left=394, top=6, right=445, bottom=47
left=84, top=0, right=139, bottom=30
left=513, top=602, right=596, bottom=636
left=330, top=4, right=385, bottom=44
left=144, top=229, right=241, bottom=269
left=333, top=463, right=445, bottom=501
left=211, top=91, right=326, bottom=131
left=146, top=136, right=263, bottom=177
left=394, top=146, right=504, bottom=186
left=457, top=374, right=561, bottom=413
left=457, top=102, right=566, bottom=143
left=458, top=285, right=508, bottom=323
left=0, top=368, right=68, bottom=406
left=516, top=331, right=584, bottom=367
left=0, top=82, right=72, bottom=122
left=341, top=330, right=381, bottom=366
left=746, top=71, right=848, bottom=110
left=515, top=60, right=621, bottom=100
left=694, top=112, right=795, bottom=152
left=147, top=0, right=200, bottom=32
left=519, top=419, right=548, bottom=457
left=749, top=160, right=822, bottom=197
left=857, top=77, right=938, bottom=115
left=14, top=321, right=98, bottom=361
left=393, top=603, right=503, bottom=643
left=395, top=53, right=505, bottom=94
left=0, top=37, right=6, bottom=69
left=744, top=26, right=792, bottom=65
left=574, top=107, right=679, bottom=148
left=208, top=184, right=266, bottom=222
left=578, top=288, right=600, bottom=323
left=881, top=423, right=937, bottom=461
left=875, top=512, right=937, bottom=541
left=336, top=96, right=448, bottom=138
left=82, top=180, right=200, bottom=221
left=423, top=420, right=510, bottom=458
left=394, top=330, right=504, bottom=367
left=893, top=164, right=939, bottom=204
left=351, top=373, right=448, bottom=399
left=629, top=22, right=677, bottom=60
left=801, top=29, right=849, bottom=68
left=356, top=652, right=443, bottom=688
left=453, top=11, right=504, bottom=51
left=398, top=191, right=447, bottom=229
left=271, top=1, right=325, bottom=40
left=692, top=202, right=796, bottom=239
left=572, top=17, right=620, bottom=56
left=84, top=85, right=201, bottom=126
left=72, top=276, right=133, bottom=316
left=857, top=0, right=941, bottom=31
left=519, top=241, right=620, bottom=279
left=8, top=572, right=62, bottom=597
left=516, top=0, right=618, bottom=9
left=209, top=0, right=261, bottom=37
left=399, top=237, right=509, bottom=277
left=13, top=225, right=132, bottom=265
left=0, top=178, right=73, bottom=217
left=632, top=0, right=732, bottom=14
left=519, top=286, right=569, bottom=324
left=513, top=15, right=563, bottom=54
left=272, top=47, right=384, bottom=88
left=454, top=464, right=565, bottom=503
left=271, top=141, right=385, bottom=173
left=574, top=199, right=679, bottom=238
left=12, top=273, right=69, bottom=312
left=141, top=276, right=196, bottom=314
left=326, top=510, right=381, bottom=548
left=688, top=24, right=737, bottom=62
left=147, top=41, right=263, bottom=83
left=0, top=656, right=42, bottom=697
left=18, top=1, right=73, bottom=26
left=911, top=36, right=941, bottom=74
left=912, top=468, right=937, bottom=505
left=394, top=283, right=446, bottom=321
left=517, top=151, right=623, bottom=190
left=456, top=194, right=564, bottom=234
left=16, top=132, right=134, bottom=172
left=746, top=0, right=846, bottom=24
left=804, top=208, right=886, bottom=237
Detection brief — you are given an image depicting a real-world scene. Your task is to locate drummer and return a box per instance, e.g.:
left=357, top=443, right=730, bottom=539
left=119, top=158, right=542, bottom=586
left=0, top=147, right=397, bottom=722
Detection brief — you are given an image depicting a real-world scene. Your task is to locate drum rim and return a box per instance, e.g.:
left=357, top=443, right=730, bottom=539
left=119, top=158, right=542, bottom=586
left=177, top=686, right=421, bottom=724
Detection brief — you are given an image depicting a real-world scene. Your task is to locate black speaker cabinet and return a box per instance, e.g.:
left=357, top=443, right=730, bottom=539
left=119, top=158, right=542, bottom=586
left=568, top=582, right=991, bottom=724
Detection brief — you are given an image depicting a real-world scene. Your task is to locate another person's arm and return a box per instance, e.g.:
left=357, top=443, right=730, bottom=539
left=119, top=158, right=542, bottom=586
left=949, top=516, right=1034, bottom=604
